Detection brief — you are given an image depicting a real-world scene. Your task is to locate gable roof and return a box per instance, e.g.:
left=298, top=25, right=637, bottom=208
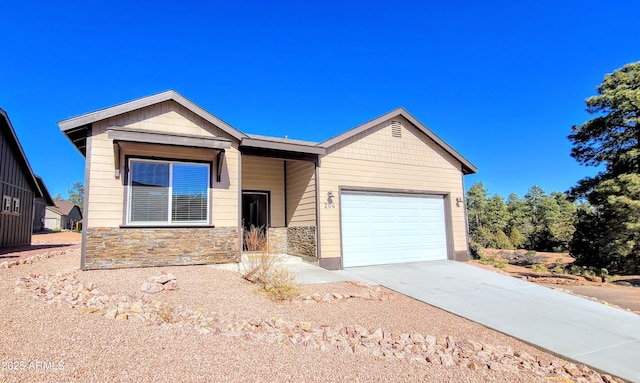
left=58, top=90, right=247, bottom=157
left=58, top=91, right=476, bottom=174
left=319, top=107, right=477, bottom=174
left=0, top=108, right=49, bottom=198
left=47, top=200, right=81, bottom=217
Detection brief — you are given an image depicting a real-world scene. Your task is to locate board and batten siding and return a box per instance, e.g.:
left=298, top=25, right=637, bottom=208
left=318, top=116, right=468, bottom=261
left=0, top=126, right=35, bottom=246
left=241, top=156, right=285, bottom=227
left=285, top=160, right=316, bottom=227
left=86, top=100, right=239, bottom=228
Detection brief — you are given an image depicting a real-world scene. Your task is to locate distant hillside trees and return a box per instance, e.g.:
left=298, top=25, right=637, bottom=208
left=568, top=61, right=640, bottom=274
left=466, top=183, right=577, bottom=253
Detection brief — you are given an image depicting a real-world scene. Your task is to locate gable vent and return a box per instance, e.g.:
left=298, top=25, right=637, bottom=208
left=391, top=121, right=402, bottom=138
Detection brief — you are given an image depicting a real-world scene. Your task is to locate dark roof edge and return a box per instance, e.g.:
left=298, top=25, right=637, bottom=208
left=0, top=108, right=46, bottom=197
left=319, top=107, right=477, bottom=174
left=241, top=137, right=326, bottom=155
left=35, top=176, right=55, bottom=205
left=58, top=90, right=247, bottom=141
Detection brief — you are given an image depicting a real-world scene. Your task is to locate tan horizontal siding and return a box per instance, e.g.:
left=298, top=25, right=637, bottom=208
left=286, top=160, right=316, bottom=226
left=86, top=113, right=239, bottom=228
left=100, top=100, right=237, bottom=140
left=242, top=156, right=285, bottom=227
left=319, top=117, right=468, bottom=261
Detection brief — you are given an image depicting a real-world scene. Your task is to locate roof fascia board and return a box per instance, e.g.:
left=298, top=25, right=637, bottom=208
left=241, top=137, right=326, bottom=155
left=319, top=108, right=406, bottom=148
left=399, top=110, right=477, bottom=174
left=107, top=128, right=232, bottom=150
left=0, top=108, right=43, bottom=196
left=58, top=90, right=247, bottom=141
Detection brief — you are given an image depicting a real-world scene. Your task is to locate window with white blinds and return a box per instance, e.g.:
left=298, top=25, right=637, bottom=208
left=128, top=159, right=209, bottom=225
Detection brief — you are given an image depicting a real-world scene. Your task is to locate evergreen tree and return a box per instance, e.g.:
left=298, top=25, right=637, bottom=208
left=568, top=62, right=640, bottom=274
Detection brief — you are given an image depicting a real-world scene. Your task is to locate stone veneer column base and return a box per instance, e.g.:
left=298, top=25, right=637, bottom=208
left=266, top=227, right=288, bottom=254
left=84, top=227, right=240, bottom=269
left=453, top=250, right=469, bottom=261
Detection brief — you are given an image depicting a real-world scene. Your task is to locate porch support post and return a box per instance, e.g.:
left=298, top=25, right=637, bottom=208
left=216, top=150, right=225, bottom=182
left=283, top=160, right=287, bottom=227
left=314, top=157, right=321, bottom=260
left=112, top=141, right=121, bottom=179
left=237, top=152, right=243, bottom=260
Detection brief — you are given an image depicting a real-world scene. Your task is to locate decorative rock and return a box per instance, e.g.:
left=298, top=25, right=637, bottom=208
left=369, top=327, right=383, bottom=341
left=410, top=333, right=424, bottom=343
left=11, top=271, right=627, bottom=383
left=164, top=280, right=178, bottom=290
left=140, top=282, right=164, bottom=293
left=469, top=339, right=484, bottom=351
left=584, top=371, right=604, bottom=383
left=147, top=272, right=176, bottom=284
left=424, top=335, right=436, bottom=347
left=300, top=322, right=312, bottom=332
left=537, top=355, right=552, bottom=367
left=426, top=353, right=441, bottom=365
left=515, top=350, right=537, bottom=363
left=354, top=324, right=368, bottom=337
left=332, top=293, right=344, bottom=300
left=565, top=363, right=582, bottom=377
left=440, top=352, right=456, bottom=367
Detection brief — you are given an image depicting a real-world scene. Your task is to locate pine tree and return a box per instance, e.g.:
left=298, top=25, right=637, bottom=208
left=569, top=62, right=640, bottom=274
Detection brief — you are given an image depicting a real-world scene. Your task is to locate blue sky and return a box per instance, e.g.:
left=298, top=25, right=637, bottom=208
left=1, top=1, right=638, bottom=199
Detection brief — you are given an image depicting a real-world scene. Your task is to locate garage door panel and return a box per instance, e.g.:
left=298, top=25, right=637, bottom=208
left=341, top=192, right=447, bottom=267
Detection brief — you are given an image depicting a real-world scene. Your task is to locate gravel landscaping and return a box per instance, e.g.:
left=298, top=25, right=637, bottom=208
left=0, top=243, right=624, bottom=382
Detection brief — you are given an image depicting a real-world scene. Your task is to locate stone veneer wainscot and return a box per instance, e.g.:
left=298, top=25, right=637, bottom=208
left=287, top=226, right=316, bottom=259
left=84, top=227, right=240, bottom=269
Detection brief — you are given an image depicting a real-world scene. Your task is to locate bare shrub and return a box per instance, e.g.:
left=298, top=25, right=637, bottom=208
left=264, top=266, right=300, bottom=301
left=241, top=232, right=299, bottom=301
left=244, top=225, right=266, bottom=252
left=242, top=250, right=278, bottom=285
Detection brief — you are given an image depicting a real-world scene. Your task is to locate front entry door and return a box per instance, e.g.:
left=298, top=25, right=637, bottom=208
left=242, top=191, right=269, bottom=231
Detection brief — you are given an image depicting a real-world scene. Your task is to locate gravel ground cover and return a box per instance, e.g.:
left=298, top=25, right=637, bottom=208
left=0, top=246, right=623, bottom=383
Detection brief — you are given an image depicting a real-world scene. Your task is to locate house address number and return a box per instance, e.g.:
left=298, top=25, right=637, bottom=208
left=324, top=202, right=336, bottom=209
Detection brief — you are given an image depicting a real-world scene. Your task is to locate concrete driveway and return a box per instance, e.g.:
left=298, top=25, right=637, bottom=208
left=347, top=260, right=640, bottom=383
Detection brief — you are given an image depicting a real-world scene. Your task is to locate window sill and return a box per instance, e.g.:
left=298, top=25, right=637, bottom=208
left=119, top=224, right=216, bottom=229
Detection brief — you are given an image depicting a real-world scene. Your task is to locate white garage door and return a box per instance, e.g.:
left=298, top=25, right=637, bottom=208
left=341, top=192, right=448, bottom=267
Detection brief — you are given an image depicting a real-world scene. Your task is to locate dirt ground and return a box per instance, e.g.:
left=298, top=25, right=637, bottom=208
left=471, top=249, right=640, bottom=313
left=1, top=235, right=579, bottom=383
left=0, top=232, right=81, bottom=260
left=7, top=233, right=639, bottom=313
left=31, top=231, right=82, bottom=244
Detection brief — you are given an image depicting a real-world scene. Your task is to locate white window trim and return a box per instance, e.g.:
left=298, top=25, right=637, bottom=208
left=12, top=197, right=20, bottom=214
left=2, top=195, right=11, bottom=212
left=126, top=158, right=211, bottom=226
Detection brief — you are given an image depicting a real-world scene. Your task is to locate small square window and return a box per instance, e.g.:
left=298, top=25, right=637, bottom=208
left=12, top=197, right=20, bottom=214
left=2, top=195, right=11, bottom=212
